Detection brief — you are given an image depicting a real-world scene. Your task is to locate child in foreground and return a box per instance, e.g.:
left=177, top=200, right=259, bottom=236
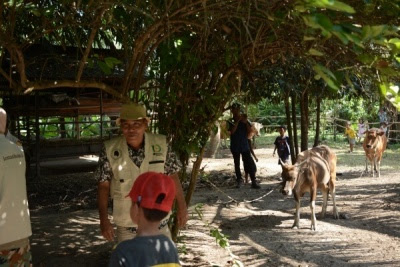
left=109, top=172, right=180, bottom=267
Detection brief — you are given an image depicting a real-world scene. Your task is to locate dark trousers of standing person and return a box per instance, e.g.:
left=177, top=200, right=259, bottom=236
left=232, top=150, right=257, bottom=186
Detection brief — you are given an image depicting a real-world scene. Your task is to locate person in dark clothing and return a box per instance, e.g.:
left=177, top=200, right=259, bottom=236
left=227, top=103, right=260, bottom=189
left=273, top=125, right=291, bottom=164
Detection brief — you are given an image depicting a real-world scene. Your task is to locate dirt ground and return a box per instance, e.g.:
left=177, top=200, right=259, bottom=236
left=27, top=144, right=400, bottom=267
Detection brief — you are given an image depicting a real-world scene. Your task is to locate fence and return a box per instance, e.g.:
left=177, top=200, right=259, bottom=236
left=329, top=117, right=400, bottom=142
left=253, top=115, right=400, bottom=143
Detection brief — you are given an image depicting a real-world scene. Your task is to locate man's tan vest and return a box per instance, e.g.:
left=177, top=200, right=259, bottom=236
left=105, top=132, right=167, bottom=227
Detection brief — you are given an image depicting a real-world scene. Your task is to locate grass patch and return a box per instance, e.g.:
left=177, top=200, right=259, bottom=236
left=252, top=133, right=400, bottom=170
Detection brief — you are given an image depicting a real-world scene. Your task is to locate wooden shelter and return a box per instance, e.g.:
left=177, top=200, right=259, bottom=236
left=0, top=44, right=124, bottom=177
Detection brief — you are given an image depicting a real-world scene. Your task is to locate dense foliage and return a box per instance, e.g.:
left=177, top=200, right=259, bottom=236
left=1, top=1, right=399, bottom=208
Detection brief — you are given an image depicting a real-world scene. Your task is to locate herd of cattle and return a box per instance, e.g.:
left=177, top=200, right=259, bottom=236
left=280, top=127, right=387, bottom=230
left=219, top=121, right=388, bottom=230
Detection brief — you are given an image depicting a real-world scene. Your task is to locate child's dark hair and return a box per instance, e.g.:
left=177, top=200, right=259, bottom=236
left=142, top=207, right=169, bottom=222
left=135, top=201, right=169, bottom=222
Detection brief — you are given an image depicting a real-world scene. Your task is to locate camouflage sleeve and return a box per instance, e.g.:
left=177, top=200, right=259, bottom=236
left=164, top=145, right=182, bottom=175
left=96, top=144, right=113, bottom=183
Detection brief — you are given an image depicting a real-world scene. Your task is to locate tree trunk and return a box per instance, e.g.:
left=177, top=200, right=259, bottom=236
left=313, top=97, right=321, bottom=147
left=300, top=90, right=309, bottom=152
left=291, top=92, right=299, bottom=157
left=171, top=145, right=205, bottom=241
left=284, top=94, right=295, bottom=164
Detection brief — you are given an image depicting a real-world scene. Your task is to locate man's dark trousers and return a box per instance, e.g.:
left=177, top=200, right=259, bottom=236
left=232, top=150, right=257, bottom=184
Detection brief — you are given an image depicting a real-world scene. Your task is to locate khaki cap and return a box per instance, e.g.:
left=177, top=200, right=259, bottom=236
left=116, top=103, right=150, bottom=125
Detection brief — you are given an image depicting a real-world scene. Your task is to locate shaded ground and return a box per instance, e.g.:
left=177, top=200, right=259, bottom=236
left=27, top=145, right=400, bottom=266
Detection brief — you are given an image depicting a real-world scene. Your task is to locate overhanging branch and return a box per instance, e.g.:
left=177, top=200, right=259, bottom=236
left=24, top=80, right=125, bottom=100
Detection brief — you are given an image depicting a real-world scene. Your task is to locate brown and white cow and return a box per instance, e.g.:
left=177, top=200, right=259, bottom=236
left=280, top=145, right=339, bottom=230
left=363, top=128, right=387, bottom=178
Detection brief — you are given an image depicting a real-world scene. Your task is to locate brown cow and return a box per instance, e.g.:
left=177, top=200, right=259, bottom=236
left=280, top=145, right=339, bottom=230
left=249, top=122, right=263, bottom=148
left=363, top=128, right=387, bottom=178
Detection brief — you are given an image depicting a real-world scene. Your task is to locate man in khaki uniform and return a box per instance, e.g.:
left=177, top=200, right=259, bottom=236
left=0, top=108, right=32, bottom=266
left=97, top=103, right=188, bottom=242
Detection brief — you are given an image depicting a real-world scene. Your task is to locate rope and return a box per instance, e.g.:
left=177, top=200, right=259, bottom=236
left=203, top=178, right=282, bottom=205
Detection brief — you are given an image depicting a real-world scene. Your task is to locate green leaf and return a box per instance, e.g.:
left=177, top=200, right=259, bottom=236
left=327, top=0, right=355, bottom=13
left=307, top=0, right=355, bottom=13
left=104, top=57, right=122, bottom=68
left=303, top=36, right=316, bottom=41
left=377, top=67, right=398, bottom=77
left=361, top=25, right=388, bottom=41
left=294, top=4, right=307, bottom=12
left=357, top=54, right=375, bottom=64
left=88, top=58, right=94, bottom=68
left=343, top=32, right=363, bottom=48
left=388, top=38, right=400, bottom=51
left=98, top=61, right=112, bottom=75
left=31, top=9, right=41, bottom=17
left=332, top=30, right=349, bottom=44
left=344, top=73, right=355, bottom=90
left=308, top=48, right=324, bottom=56
left=303, top=14, right=333, bottom=32
left=379, top=83, right=388, bottom=96
left=313, top=64, right=339, bottom=91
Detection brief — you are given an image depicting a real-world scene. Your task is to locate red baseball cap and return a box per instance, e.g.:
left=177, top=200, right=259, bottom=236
left=128, top=172, right=176, bottom=212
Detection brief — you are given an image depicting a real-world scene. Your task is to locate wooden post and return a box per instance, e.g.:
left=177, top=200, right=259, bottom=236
left=100, top=90, right=103, bottom=139
left=35, top=91, right=40, bottom=178
left=60, top=117, right=66, bottom=138
left=333, top=118, right=337, bottom=141
left=75, top=116, right=80, bottom=140
left=26, top=115, right=30, bottom=143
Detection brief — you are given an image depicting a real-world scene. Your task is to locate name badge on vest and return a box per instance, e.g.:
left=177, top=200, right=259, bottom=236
left=152, top=144, right=163, bottom=156
left=112, top=149, right=122, bottom=160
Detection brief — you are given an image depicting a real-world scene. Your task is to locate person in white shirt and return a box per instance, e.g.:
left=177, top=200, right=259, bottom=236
left=378, top=107, right=387, bottom=123
left=380, top=121, right=390, bottom=136
left=357, top=118, right=369, bottom=143
left=6, top=131, right=20, bottom=144
left=4, top=115, right=22, bottom=145
left=0, top=108, right=32, bottom=266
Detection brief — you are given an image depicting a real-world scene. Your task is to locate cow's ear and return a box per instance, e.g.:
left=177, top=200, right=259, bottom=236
left=377, top=131, right=385, bottom=136
left=280, top=159, right=288, bottom=168
left=279, top=158, right=286, bottom=167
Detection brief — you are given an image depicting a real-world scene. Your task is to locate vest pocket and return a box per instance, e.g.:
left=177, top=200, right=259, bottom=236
left=112, top=169, right=133, bottom=198
left=148, top=160, right=165, bottom=173
left=149, top=160, right=165, bottom=164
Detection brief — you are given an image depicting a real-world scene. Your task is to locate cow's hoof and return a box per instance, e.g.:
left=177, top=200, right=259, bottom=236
left=310, top=225, right=316, bottom=231
left=291, top=224, right=299, bottom=229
